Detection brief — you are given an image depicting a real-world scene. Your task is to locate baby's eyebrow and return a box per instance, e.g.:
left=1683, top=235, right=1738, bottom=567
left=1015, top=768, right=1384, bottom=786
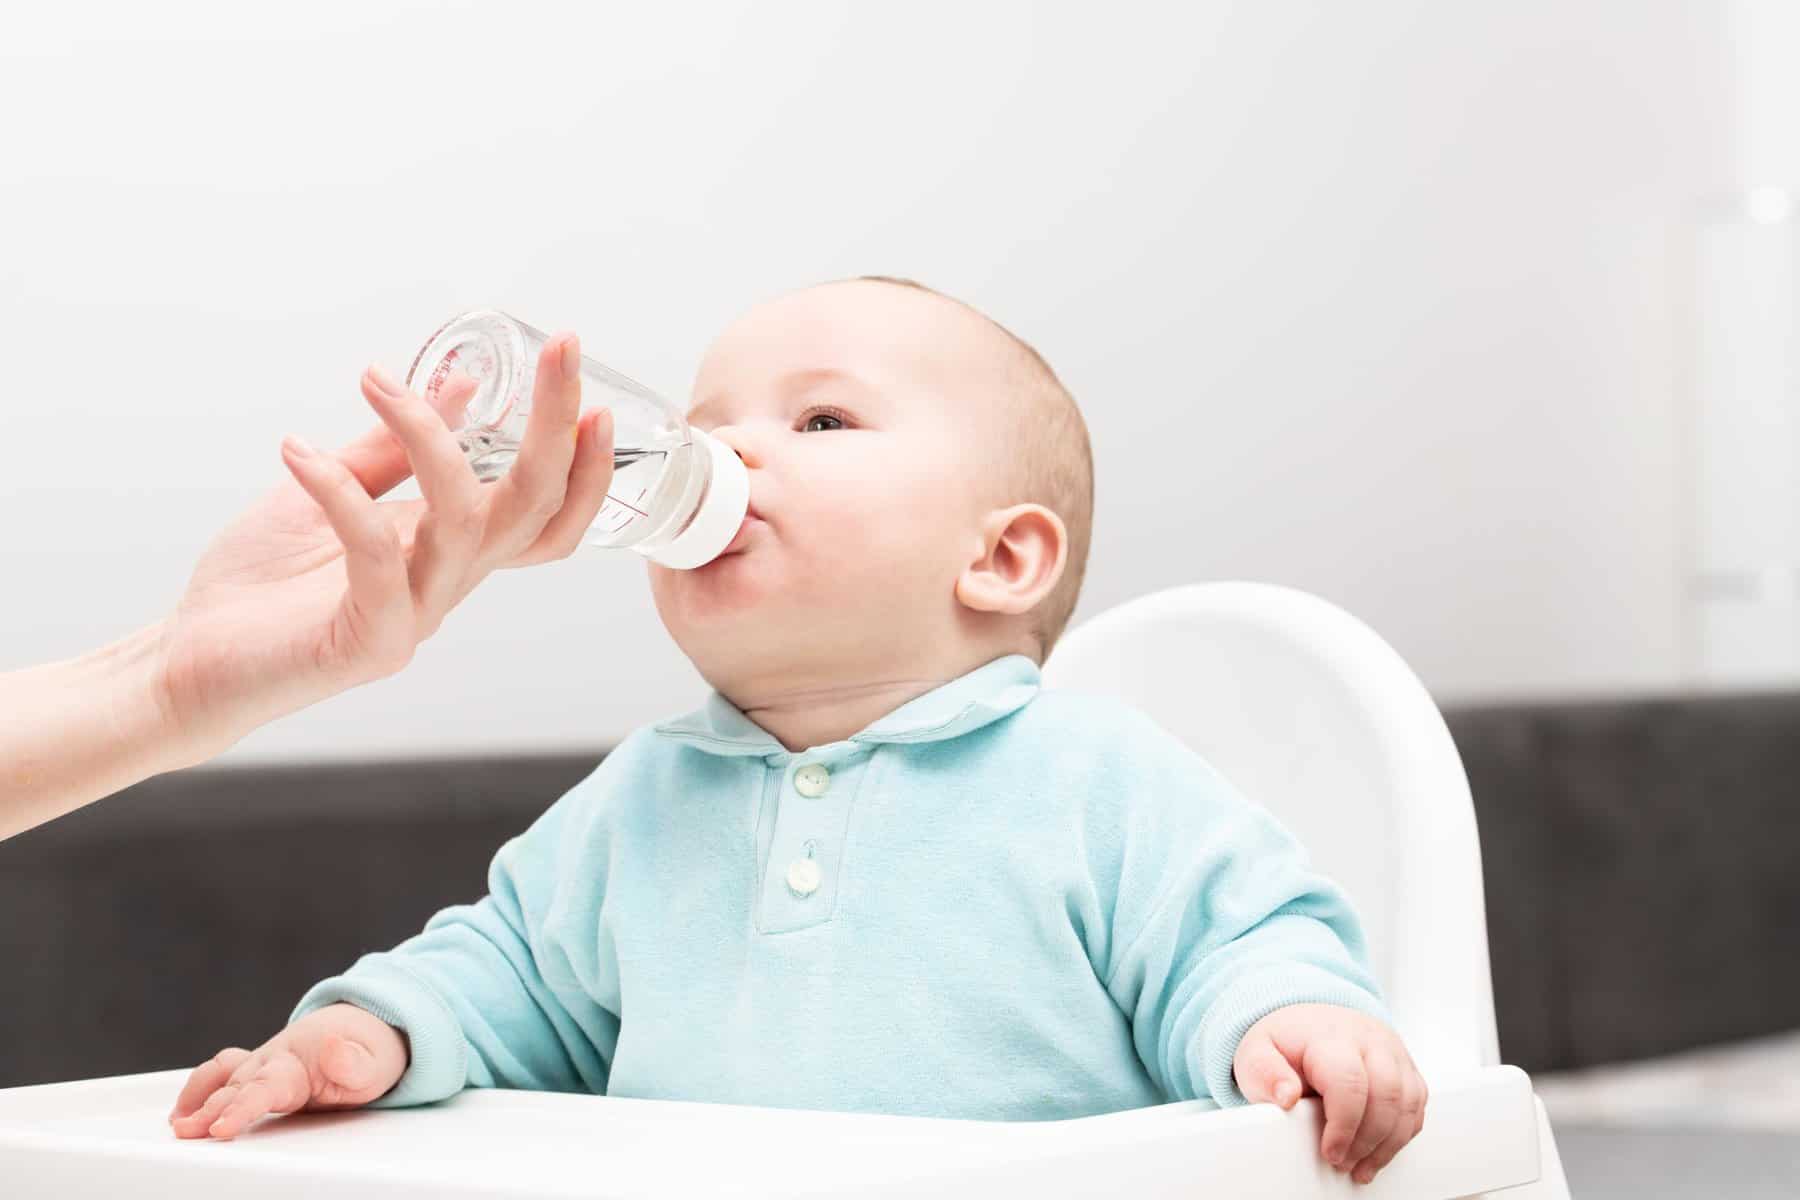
left=780, top=365, right=875, bottom=395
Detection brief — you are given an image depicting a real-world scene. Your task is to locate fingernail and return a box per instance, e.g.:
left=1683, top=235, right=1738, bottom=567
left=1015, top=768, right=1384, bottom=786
left=282, top=434, right=316, bottom=460
left=561, top=335, right=579, bottom=377
left=368, top=363, right=401, bottom=395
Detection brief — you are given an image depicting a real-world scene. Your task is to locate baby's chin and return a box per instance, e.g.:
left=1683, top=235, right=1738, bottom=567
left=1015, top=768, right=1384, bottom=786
left=652, top=570, right=832, bottom=685
left=649, top=543, right=786, bottom=632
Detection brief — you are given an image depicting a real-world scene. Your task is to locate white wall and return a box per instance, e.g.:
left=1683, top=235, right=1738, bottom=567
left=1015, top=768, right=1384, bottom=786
left=1, top=2, right=1736, bottom=763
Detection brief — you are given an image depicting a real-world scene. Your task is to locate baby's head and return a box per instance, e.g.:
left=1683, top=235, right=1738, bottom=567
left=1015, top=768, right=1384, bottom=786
left=648, top=277, right=1092, bottom=704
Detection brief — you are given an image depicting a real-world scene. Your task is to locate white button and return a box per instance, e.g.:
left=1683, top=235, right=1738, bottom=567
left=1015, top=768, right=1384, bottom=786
left=786, top=857, right=822, bottom=897
left=794, top=763, right=831, bottom=797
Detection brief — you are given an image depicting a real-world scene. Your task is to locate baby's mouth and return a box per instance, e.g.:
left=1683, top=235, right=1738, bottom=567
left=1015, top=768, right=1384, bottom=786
left=721, top=508, right=767, bottom=556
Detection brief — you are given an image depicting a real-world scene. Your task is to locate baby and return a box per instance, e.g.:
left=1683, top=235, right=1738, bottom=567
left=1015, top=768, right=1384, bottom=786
left=169, top=277, right=1427, bottom=1184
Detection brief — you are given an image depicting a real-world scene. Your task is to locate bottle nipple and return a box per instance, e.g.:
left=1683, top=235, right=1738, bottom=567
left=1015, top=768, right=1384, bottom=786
left=641, top=429, right=750, bottom=568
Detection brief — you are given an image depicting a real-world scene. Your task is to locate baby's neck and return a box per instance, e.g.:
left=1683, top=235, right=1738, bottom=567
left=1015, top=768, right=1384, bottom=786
left=717, top=628, right=1041, bottom=753
left=736, top=675, right=956, bottom=754
left=726, top=632, right=1041, bottom=752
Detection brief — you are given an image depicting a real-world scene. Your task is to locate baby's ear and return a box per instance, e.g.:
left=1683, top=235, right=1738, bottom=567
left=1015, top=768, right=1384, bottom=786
left=954, top=504, right=1067, bottom=617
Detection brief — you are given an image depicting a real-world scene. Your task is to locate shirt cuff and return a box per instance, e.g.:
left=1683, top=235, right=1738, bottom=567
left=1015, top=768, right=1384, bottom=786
left=1194, top=964, right=1393, bottom=1109
left=290, top=955, right=469, bottom=1109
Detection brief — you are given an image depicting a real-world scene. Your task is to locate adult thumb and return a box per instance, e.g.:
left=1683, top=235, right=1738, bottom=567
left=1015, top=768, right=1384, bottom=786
left=1234, top=1030, right=1305, bottom=1109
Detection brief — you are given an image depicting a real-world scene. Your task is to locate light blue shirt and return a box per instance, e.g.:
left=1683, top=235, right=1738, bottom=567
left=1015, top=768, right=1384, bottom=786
left=293, top=654, right=1389, bottom=1120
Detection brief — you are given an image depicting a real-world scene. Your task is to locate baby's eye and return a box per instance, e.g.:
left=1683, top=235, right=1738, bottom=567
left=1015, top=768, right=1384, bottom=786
left=798, top=406, right=849, bottom=432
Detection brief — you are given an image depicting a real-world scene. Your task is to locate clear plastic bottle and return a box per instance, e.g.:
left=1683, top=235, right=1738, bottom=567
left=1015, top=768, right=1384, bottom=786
left=405, top=310, right=748, bottom=568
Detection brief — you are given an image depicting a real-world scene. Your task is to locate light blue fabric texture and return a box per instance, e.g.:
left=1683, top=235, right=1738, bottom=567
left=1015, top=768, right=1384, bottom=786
left=293, top=653, right=1390, bottom=1119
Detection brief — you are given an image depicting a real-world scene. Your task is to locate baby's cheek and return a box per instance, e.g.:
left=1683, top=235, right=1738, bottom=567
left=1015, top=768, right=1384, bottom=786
left=794, top=472, right=967, bottom=580
left=864, top=503, right=959, bottom=569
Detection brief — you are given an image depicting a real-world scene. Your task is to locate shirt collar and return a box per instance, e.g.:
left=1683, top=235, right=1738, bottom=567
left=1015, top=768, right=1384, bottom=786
left=653, top=654, right=1042, bottom=759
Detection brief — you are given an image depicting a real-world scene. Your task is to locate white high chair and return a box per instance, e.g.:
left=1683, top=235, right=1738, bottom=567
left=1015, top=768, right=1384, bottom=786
left=0, top=583, right=1570, bottom=1198
left=1040, top=581, right=1573, bottom=1198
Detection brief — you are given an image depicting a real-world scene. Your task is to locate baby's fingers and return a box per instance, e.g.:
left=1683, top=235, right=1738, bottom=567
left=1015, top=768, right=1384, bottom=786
left=1342, top=1050, right=1403, bottom=1182
left=205, top=1053, right=310, bottom=1140
left=170, top=1081, right=242, bottom=1139
left=1305, top=1040, right=1370, bottom=1169
left=169, top=1047, right=250, bottom=1123
left=1351, top=1065, right=1428, bottom=1184
left=1233, top=1028, right=1305, bottom=1109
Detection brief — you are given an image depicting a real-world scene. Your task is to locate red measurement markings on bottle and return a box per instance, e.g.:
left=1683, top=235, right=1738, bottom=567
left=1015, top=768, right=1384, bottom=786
left=426, top=347, right=462, bottom=403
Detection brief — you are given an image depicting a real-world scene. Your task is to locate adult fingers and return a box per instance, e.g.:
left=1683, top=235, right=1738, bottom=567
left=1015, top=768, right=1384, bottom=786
left=486, top=333, right=581, bottom=557
left=364, top=370, right=489, bottom=623
left=1305, top=1039, right=1370, bottom=1170
left=169, top=1047, right=251, bottom=1122
left=360, top=367, right=482, bottom=518
left=279, top=436, right=412, bottom=664
left=336, top=364, right=475, bottom=499
left=507, top=408, right=615, bottom=567
left=1232, top=1028, right=1306, bottom=1110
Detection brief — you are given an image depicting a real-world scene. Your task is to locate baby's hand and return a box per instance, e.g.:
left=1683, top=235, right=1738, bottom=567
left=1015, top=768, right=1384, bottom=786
left=1232, top=1003, right=1427, bottom=1185
left=168, top=1004, right=407, bottom=1140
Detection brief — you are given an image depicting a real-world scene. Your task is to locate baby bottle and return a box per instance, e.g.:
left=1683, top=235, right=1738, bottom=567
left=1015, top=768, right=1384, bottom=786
left=405, top=310, right=748, bottom=569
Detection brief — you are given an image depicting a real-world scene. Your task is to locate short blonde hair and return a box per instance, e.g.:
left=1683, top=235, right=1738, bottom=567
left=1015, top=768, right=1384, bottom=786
left=851, top=275, right=1094, bottom=660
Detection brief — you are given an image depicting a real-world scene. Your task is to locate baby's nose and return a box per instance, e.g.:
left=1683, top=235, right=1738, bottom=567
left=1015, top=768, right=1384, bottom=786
left=710, top=426, right=760, bottom=470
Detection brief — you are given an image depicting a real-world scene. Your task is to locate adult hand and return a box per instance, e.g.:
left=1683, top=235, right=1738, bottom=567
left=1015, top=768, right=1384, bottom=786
left=156, top=332, right=615, bottom=764
left=1, top=331, right=614, bottom=842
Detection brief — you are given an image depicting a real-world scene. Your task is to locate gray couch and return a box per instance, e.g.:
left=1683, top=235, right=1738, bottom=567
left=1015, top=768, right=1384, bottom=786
left=3, top=692, right=1796, bottom=1090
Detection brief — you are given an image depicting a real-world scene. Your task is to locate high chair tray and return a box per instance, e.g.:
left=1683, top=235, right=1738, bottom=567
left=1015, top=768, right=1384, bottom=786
left=0, top=1064, right=1542, bottom=1198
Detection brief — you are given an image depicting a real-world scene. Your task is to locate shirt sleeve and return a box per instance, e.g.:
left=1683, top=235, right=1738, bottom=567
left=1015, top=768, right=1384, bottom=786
left=1091, top=727, right=1392, bottom=1110
left=290, top=772, right=618, bottom=1108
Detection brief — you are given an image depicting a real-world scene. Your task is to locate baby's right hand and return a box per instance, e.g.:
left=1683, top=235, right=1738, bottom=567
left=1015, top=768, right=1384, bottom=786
left=168, top=1003, right=407, bottom=1140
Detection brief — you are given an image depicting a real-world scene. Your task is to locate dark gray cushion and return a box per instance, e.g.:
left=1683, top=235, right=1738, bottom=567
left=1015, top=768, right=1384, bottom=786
left=1445, top=692, right=1800, bottom=1072
left=0, top=756, right=591, bottom=1088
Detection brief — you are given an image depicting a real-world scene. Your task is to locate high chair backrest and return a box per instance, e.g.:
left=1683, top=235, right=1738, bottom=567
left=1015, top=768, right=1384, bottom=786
left=1041, top=582, right=1501, bottom=1073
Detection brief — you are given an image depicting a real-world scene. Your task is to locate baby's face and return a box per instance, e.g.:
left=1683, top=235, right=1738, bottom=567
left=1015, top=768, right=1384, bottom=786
left=648, top=281, right=1008, bottom=692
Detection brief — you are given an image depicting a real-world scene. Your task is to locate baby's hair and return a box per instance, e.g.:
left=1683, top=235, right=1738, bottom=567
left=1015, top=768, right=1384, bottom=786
left=848, top=275, right=1095, bottom=661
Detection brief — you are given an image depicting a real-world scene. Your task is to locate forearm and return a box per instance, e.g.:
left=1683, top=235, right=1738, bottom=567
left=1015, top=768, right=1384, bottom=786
left=293, top=812, right=618, bottom=1105
left=0, top=620, right=204, bottom=841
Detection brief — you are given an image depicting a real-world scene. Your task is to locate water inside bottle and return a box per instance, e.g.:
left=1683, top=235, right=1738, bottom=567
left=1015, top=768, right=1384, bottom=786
left=461, top=429, right=694, bottom=548
left=421, top=352, right=705, bottom=553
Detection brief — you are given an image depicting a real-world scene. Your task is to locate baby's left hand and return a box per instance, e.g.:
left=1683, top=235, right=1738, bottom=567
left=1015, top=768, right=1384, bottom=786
left=1233, top=1003, right=1428, bottom=1185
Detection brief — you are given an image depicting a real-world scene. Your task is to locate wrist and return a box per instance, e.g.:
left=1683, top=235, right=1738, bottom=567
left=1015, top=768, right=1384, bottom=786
left=116, top=618, right=213, bottom=774
left=323, top=1002, right=407, bottom=1050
